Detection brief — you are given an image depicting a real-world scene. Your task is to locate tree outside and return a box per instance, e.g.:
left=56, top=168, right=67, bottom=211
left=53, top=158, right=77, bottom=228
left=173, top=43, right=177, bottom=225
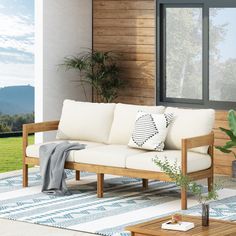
left=165, top=7, right=236, bottom=102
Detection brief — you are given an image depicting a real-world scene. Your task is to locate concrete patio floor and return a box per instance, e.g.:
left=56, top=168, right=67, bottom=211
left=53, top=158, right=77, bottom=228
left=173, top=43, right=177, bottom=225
left=0, top=218, right=95, bottom=236
left=0, top=168, right=235, bottom=236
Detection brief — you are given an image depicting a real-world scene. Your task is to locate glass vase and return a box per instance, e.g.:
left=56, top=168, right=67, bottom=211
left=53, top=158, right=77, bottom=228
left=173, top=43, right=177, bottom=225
left=202, top=203, right=209, bottom=226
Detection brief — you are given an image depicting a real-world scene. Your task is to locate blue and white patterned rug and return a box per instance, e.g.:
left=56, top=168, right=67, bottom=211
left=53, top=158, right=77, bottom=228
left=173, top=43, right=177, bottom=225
left=0, top=169, right=236, bottom=235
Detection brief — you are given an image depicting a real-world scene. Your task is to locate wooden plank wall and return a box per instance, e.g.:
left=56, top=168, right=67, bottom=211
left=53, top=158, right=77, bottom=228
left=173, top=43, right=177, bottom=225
left=93, top=0, right=233, bottom=175
left=214, top=111, right=234, bottom=175
left=93, top=0, right=155, bottom=105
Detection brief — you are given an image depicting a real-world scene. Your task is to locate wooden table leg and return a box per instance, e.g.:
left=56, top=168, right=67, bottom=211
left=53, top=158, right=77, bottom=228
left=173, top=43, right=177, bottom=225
left=142, top=179, right=148, bottom=190
left=97, top=173, right=104, bottom=198
left=208, top=176, right=213, bottom=192
left=23, top=164, right=28, bottom=187
left=181, top=187, right=187, bottom=210
left=76, top=170, right=80, bottom=181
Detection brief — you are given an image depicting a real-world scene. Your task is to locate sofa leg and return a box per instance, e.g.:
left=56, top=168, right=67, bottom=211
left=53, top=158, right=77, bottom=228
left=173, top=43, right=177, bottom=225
left=208, top=176, right=213, bottom=192
left=76, top=170, right=80, bottom=181
left=23, top=164, right=28, bottom=187
left=142, top=179, right=148, bottom=190
left=181, top=187, right=187, bottom=210
left=97, top=173, right=104, bottom=198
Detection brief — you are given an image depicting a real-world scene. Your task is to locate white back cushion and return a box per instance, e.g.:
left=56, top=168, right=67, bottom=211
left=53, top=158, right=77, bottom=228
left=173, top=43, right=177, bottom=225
left=128, top=112, right=174, bottom=151
left=56, top=100, right=115, bottom=143
left=165, top=107, right=215, bottom=154
left=108, top=103, right=165, bottom=145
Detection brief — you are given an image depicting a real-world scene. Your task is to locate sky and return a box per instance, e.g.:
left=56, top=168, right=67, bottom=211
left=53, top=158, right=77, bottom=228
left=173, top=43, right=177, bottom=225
left=0, top=0, right=34, bottom=88
left=211, top=8, right=236, bottom=62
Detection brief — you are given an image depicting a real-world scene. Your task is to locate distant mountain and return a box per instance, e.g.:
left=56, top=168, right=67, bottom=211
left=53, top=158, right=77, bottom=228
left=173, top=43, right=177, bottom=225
left=0, top=85, right=34, bottom=115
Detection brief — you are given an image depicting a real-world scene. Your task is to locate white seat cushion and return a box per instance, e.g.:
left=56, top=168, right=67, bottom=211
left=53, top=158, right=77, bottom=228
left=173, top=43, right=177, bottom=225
left=126, top=150, right=211, bottom=173
left=26, top=140, right=104, bottom=162
left=56, top=100, right=115, bottom=143
left=74, top=145, right=146, bottom=168
left=165, top=107, right=215, bottom=154
left=108, top=103, right=165, bottom=145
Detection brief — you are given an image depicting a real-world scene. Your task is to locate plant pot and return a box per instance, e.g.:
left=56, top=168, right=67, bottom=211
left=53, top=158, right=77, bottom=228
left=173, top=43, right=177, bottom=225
left=232, top=160, right=236, bottom=179
left=202, top=203, right=209, bottom=226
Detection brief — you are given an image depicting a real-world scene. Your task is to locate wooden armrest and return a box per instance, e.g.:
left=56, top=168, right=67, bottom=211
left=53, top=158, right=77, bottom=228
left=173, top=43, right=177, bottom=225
left=182, top=132, right=214, bottom=149
left=23, top=121, right=60, bottom=158
left=23, top=120, right=60, bottom=135
left=181, top=132, right=214, bottom=174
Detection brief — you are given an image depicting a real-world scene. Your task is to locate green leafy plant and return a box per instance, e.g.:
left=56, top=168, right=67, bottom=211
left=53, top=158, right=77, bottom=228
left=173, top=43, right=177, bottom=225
left=154, top=158, right=222, bottom=204
left=215, top=110, right=236, bottom=158
left=61, top=49, right=124, bottom=103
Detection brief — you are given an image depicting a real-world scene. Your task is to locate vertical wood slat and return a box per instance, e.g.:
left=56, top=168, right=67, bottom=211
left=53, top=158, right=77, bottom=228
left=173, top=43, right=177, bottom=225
left=93, top=0, right=232, bottom=175
left=214, top=111, right=233, bottom=176
left=93, top=0, right=155, bottom=106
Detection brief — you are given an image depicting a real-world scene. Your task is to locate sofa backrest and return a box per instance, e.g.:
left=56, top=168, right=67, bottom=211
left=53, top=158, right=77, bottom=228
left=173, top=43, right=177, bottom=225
left=108, top=103, right=165, bottom=145
left=56, top=100, right=115, bottom=143
left=165, top=107, right=215, bottom=154
left=56, top=101, right=215, bottom=153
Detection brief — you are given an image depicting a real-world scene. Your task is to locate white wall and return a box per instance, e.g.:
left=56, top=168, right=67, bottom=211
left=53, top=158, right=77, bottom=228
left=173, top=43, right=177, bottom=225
left=35, top=0, right=92, bottom=142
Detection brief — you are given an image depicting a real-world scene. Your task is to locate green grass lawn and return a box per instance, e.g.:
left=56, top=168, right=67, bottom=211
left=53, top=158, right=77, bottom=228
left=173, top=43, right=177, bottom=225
left=0, top=136, right=34, bottom=173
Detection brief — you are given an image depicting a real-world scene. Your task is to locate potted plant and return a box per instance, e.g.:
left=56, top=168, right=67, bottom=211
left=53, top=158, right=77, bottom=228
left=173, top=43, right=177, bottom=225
left=216, top=110, right=236, bottom=179
left=61, top=49, right=124, bottom=103
left=154, top=158, right=222, bottom=226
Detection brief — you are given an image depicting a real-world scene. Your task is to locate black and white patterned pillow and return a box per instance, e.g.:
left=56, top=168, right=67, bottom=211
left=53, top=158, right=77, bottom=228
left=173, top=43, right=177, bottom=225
left=128, top=111, right=174, bottom=151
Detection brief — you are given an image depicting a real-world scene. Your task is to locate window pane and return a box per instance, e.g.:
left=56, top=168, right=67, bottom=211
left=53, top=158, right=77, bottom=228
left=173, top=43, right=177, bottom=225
left=166, top=8, right=202, bottom=99
left=210, top=8, right=236, bottom=102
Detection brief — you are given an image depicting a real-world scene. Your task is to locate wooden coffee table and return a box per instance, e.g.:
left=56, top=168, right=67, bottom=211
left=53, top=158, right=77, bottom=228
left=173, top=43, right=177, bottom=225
left=125, top=215, right=236, bottom=236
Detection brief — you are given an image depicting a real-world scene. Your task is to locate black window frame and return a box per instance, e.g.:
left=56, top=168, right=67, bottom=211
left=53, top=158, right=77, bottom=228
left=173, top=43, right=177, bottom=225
left=156, top=0, right=236, bottom=109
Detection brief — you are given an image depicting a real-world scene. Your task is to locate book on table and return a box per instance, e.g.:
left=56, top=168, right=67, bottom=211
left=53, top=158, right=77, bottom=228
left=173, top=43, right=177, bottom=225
left=161, top=221, right=194, bottom=231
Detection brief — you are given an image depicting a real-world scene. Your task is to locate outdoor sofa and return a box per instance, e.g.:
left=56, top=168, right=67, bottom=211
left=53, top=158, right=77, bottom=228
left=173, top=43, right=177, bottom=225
left=23, top=100, right=215, bottom=210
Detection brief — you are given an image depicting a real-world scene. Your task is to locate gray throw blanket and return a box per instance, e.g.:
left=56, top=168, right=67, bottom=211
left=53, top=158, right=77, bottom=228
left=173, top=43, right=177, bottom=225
left=39, top=142, right=86, bottom=196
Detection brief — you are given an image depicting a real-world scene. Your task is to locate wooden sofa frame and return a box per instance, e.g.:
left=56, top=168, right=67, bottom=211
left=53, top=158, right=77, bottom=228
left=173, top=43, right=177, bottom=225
left=23, top=121, right=214, bottom=210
